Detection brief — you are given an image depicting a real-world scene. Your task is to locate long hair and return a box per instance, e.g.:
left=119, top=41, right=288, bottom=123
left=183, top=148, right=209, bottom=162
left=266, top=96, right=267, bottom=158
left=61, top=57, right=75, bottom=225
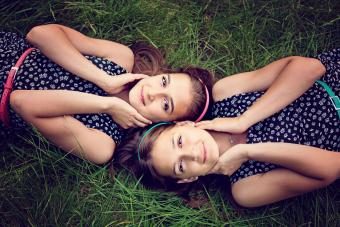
left=130, top=42, right=215, bottom=121
left=114, top=125, right=189, bottom=192
left=112, top=124, right=233, bottom=208
left=130, top=42, right=164, bottom=76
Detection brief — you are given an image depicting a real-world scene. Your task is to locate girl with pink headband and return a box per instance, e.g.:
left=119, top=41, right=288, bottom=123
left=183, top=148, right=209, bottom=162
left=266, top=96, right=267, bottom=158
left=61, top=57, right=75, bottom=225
left=0, top=24, right=213, bottom=164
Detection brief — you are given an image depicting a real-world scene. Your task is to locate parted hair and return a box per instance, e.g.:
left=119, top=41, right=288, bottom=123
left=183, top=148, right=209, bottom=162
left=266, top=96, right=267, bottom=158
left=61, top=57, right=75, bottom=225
left=130, top=42, right=215, bottom=121
left=112, top=125, right=233, bottom=208
left=114, top=125, right=189, bottom=192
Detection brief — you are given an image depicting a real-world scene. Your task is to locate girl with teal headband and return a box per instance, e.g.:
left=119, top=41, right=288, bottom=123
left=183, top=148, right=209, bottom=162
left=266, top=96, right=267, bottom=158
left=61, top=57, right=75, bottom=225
left=116, top=49, right=339, bottom=207
left=136, top=122, right=174, bottom=161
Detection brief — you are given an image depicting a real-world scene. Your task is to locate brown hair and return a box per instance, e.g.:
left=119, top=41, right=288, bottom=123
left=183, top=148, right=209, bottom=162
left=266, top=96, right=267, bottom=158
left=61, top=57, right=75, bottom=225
left=115, top=124, right=187, bottom=192
left=130, top=42, right=165, bottom=76
left=113, top=124, right=233, bottom=207
left=163, top=66, right=214, bottom=121
left=130, top=42, right=215, bottom=121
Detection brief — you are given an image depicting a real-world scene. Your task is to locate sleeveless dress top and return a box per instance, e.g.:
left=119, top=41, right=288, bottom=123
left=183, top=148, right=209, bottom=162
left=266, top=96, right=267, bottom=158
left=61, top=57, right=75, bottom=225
left=0, top=31, right=127, bottom=144
left=211, top=48, right=340, bottom=184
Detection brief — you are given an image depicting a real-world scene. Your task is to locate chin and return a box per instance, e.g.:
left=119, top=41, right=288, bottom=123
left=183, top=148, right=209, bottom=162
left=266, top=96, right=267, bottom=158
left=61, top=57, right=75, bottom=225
left=208, top=141, right=220, bottom=163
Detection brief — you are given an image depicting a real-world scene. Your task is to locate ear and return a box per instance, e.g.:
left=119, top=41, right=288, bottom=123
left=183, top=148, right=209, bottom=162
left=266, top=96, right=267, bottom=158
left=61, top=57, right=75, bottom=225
left=175, top=121, right=195, bottom=127
left=177, top=176, right=198, bottom=184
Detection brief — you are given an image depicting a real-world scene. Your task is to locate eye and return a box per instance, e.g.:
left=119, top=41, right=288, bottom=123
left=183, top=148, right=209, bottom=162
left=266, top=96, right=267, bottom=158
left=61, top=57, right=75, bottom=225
left=161, top=75, right=167, bottom=87
left=179, top=160, right=184, bottom=173
left=163, top=98, right=169, bottom=111
left=177, top=135, right=183, bottom=148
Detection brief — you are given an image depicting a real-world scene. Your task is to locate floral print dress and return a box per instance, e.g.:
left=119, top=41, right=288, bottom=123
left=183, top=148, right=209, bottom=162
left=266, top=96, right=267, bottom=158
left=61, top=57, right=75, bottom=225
left=0, top=31, right=127, bottom=144
left=211, top=49, right=339, bottom=184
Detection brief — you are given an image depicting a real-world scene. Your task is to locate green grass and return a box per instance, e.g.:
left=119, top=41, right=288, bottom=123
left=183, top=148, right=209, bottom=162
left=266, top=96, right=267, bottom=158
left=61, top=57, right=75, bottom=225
left=1, top=0, right=339, bottom=226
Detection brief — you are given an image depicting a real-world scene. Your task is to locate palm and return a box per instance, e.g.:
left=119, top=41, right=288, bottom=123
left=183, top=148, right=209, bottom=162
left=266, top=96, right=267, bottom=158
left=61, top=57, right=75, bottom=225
left=108, top=98, right=151, bottom=129
left=210, top=145, right=247, bottom=176
left=196, top=117, right=247, bottom=134
left=103, top=73, right=148, bottom=95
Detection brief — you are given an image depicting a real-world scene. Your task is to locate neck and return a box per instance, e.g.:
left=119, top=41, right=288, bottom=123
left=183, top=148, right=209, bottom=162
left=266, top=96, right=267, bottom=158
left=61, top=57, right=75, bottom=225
left=115, top=89, right=130, bottom=103
left=208, top=130, right=247, bottom=157
left=209, top=130, right=232, bottom=156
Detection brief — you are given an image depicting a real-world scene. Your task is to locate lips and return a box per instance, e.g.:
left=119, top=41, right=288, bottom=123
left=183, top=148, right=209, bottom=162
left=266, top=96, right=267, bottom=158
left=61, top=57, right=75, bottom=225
left=141, top=86, right=145, bottom=106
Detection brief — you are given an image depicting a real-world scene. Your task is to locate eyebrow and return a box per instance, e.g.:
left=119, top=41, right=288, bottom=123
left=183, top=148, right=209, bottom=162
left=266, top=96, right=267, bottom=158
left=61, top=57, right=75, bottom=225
left=172, top=135, right=177, bottom=176
left=167, top=74, right=174, bottom=114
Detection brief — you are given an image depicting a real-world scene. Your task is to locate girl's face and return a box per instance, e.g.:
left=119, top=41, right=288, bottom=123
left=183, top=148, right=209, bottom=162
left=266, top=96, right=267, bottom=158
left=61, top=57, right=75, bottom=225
left=150, top=125, right=220, bottom=182
left=129, top=73, right=193, bottom=122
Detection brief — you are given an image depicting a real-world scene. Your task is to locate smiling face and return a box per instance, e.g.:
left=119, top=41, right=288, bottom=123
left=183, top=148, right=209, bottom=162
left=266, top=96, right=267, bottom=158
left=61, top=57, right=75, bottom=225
left=129, top=73, right=193, bottom=122
left=150, top=125, right=220, bottom=182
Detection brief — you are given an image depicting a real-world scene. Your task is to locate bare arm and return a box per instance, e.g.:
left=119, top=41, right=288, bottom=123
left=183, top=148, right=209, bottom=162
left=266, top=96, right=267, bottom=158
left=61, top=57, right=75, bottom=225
left=10, top=90, right=151, bottom=128
left=213, top=57, right=295, bottom=100
left=242, top=143, right=340, bottom=181
left=26, top=24, right=134, bottom=90
left=9, top=90, right=119, bottom=163
left=226, top=143, right=340, bottom=207
left=20, top=114, right=115, bottom=164
left=210, top=57, right=325, bottom=132
left=10, top=90, right=115, bottom=117
left=232, top=168, right=332, bottom=208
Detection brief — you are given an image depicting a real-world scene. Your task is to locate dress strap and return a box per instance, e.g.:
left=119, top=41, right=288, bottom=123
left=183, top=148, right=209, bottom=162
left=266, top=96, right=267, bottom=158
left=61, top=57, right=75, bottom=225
left=316, top=80, right=340, bottom=120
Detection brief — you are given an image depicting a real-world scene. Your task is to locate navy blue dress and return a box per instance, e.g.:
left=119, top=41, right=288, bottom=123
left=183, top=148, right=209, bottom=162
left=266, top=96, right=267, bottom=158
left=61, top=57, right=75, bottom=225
left=0, top=31, right=127, bottom=144
left=211, top=49, right=340, bottom=184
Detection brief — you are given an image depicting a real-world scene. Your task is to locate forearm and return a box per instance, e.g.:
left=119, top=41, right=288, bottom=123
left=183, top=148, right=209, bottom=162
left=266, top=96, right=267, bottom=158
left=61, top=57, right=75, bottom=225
left=241, top=143, right=340, bottom=181
left=26, top=25, right=110, bottom=88
left=241, top=57, right=325, bottom=127
left=10, top=90, right=116, bottom=118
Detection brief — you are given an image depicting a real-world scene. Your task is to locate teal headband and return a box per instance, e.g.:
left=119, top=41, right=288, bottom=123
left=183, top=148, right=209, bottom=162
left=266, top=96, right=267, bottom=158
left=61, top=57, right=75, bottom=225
left=137, top=122, right=174, bottom=161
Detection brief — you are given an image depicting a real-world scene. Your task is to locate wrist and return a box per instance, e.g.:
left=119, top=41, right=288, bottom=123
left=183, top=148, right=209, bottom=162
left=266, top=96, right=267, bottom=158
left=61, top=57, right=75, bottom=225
left=238, top=112, right=252, bottom=131
left=95, top=72, right=111, bottom=89
left=236, top=144, right=250, bottom=162
left=102, top=96, right=120, bottom=113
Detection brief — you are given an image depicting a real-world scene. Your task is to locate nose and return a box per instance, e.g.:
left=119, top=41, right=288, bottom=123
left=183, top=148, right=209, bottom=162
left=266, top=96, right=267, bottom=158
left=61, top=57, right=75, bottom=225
left=147, top=87, right=166, bottom=102
left=182, top=142, right=201, bottom=162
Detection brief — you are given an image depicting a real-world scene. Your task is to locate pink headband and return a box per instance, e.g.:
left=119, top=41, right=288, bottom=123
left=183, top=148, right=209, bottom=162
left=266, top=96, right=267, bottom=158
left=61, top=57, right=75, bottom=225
left=195, top=79, right=209, bottom=122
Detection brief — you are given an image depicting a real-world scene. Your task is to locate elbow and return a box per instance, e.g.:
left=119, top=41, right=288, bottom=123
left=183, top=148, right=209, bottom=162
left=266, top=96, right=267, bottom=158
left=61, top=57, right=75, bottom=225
left=26, top=24, right=60, bottom=46
left=26, top=25, right=44, bottom=45
left=307, top=57, right=326, bottom=80
left=291, top=56, right=326, bottom=81
left=10, top=90, right=34, bottom=121
left=9, top=90, right=25, bottom=114
left=322, top=172, right=338, bottom=186
left=87, top=138, right=116, bottom=165
left=92, top=149, right=114, bottom=165
left=232, top=186, right=261, bottom=208
left=232, top=190, right=259, bottom=208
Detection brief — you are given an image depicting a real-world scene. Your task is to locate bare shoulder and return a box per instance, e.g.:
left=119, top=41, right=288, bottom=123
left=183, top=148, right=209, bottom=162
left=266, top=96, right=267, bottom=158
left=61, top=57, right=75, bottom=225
left=212, top=71, right=257, bottom=102
left=97, top=40, right=134, bottom=72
